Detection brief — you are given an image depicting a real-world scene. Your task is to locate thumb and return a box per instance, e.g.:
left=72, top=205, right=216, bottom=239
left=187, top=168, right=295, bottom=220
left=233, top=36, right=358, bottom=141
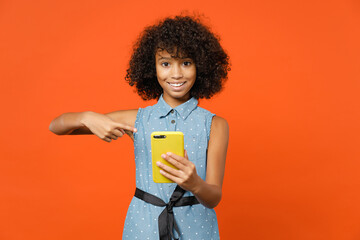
left=184, top=149, right=188, bottom=159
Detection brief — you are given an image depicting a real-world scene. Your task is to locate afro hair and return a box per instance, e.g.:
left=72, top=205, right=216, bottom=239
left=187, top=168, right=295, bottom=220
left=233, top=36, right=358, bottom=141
left=125, top=15, right=230, bottom=100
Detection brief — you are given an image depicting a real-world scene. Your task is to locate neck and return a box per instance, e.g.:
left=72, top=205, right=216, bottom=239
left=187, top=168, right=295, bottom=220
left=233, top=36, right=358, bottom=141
left=162, top=93, right=191, bottom=108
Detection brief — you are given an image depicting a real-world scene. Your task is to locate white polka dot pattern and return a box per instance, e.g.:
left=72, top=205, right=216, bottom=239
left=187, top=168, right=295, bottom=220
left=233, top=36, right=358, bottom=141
left=122, top=94, right=218, bottom=239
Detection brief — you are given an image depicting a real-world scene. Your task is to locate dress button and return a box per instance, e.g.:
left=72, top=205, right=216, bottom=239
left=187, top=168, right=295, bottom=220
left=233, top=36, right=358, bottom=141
left=170, top=109, right=174, bottom=114
left=171, top=120, right=175, bottom=124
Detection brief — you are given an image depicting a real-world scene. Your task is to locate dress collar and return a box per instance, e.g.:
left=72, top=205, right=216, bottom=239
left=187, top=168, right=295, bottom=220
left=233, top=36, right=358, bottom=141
left=155, top=94, right=198, bottom=120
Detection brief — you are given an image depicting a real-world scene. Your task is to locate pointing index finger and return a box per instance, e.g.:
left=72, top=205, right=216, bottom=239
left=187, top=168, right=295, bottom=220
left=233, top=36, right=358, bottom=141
left=116, top=122, right=137, bottom=132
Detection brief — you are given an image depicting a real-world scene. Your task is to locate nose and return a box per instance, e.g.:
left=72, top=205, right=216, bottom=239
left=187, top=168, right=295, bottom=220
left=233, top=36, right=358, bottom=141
left=171, top=64, right=183, bottom=79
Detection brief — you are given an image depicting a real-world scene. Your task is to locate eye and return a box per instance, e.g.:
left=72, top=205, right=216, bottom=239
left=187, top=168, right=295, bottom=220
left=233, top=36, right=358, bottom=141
left=161, top=62, right=170, bottom=67
left=183, top=61, right=192, bottom=66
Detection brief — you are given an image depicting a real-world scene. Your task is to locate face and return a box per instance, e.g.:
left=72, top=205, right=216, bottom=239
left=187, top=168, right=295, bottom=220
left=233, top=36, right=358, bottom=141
left=155, top=49, right=196, bottom=106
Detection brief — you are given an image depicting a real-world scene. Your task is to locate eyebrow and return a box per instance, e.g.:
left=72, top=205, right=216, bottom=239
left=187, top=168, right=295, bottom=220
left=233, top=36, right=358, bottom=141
left=157, top=56, right=191, bottom=60
left=158, top=56, right=171, bottom=60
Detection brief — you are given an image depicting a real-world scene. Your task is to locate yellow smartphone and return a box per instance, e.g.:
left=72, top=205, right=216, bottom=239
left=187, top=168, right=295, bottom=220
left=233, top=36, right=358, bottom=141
left=151, top=131, right=184, bottom=183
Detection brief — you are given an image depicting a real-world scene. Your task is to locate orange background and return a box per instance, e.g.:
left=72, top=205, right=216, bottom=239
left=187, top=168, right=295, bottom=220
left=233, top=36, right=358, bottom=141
left=1, top=0, right=360, bottom=239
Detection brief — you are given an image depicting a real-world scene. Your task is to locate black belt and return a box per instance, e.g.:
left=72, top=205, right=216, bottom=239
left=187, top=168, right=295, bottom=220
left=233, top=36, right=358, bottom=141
left=134, top=185, right=200, bottom=240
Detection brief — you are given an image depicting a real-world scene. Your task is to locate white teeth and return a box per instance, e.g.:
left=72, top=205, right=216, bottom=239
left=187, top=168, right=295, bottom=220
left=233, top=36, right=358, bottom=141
left=169, top=82, right=185, bottom=87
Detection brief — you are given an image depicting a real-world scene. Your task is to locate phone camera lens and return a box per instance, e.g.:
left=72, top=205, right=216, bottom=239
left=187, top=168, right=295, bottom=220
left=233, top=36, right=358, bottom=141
left=153, top=135, right=166, bottom=139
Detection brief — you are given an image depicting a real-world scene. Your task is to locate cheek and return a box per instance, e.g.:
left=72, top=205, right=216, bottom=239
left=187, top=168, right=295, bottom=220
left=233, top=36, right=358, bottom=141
left=156, top=68, right=168, bottom=81
left=156, top=74, right=166, bottom=83
left=188, top=68, right=196, bottom=80
left=156, top=74, right=168, bottom=89
left=192, top=70, right=197, bottom=79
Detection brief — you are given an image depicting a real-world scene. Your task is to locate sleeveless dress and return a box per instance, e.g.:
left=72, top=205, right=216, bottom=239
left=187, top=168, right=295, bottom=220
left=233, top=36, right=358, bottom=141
left=122, top=94, right=220, bottom=240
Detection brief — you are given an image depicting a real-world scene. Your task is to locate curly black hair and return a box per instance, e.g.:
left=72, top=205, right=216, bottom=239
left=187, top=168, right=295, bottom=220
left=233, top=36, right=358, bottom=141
left=125, top=15, right=230, bottom=100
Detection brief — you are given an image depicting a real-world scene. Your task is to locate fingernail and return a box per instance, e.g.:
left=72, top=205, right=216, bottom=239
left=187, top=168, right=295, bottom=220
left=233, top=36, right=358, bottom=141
left=134, top=128, right=137, bottom=132
left=161, top=154, right=166, bottom=158
left=166, top=152, right=171, bottom=156
left=156, top=161, right=161, bottom=166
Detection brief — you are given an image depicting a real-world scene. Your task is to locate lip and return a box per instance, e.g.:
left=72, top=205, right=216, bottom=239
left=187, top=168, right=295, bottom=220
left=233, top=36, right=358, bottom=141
left=167, top=81, right=186, bottom=91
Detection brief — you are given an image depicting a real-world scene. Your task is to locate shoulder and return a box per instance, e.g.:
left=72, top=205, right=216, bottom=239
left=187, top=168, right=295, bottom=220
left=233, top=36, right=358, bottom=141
left=195, top=106, right=228, bottom=130
left=210, top=116, right=229, bottom=135
left=195, top=105, right=214, bottom=115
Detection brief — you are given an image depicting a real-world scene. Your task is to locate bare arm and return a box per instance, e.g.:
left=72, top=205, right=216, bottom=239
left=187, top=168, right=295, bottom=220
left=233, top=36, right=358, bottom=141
left=157, top=116, right=229, bottom=208
left=49, top=110, right=138, bottom=141
left=191, top=116, right=229, bottom=208
left=49, top=111, right=90, bottom=135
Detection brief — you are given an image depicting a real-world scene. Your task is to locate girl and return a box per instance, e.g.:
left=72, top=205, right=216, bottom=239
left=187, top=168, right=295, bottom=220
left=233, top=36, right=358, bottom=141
left=49, top=15, right=230, bottom=240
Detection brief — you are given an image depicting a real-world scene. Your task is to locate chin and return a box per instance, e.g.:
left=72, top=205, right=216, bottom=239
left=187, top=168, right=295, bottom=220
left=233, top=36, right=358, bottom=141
left=172, top=92, right=190, bottom=98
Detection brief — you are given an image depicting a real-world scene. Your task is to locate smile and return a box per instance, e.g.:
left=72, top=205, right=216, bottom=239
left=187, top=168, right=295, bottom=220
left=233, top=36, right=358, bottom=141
left=168, top=82, right=185, bottom=87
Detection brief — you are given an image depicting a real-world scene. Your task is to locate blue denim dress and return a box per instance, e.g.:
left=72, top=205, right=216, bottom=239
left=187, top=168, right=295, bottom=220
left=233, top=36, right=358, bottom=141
left=122, top=94, right=219, bottom=240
